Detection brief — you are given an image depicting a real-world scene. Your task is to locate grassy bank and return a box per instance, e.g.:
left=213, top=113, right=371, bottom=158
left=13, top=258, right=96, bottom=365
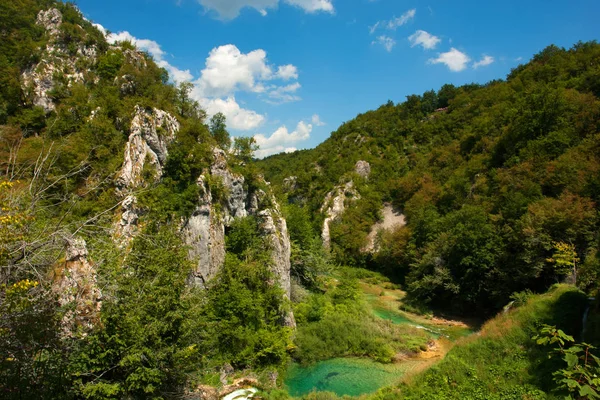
left=371, top=284, right=588, bottom=400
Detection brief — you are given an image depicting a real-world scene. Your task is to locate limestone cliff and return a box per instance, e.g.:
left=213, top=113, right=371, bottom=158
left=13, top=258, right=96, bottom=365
left=114, top=105, right=179, bottom=244
left=52, top=238, right=102, bottom=337
left=181, top=149, right=296, bottom=327
left=21, top=8, right=98, bottom=113
left=320, top=181, right=360, bottom=248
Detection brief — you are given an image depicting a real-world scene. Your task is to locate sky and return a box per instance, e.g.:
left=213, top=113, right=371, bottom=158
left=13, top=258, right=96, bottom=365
left=77, top=0, right=599, bottom=157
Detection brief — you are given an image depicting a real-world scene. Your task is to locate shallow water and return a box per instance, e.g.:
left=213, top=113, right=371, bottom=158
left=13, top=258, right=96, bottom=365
left=285, top=358, right=416, bottom=397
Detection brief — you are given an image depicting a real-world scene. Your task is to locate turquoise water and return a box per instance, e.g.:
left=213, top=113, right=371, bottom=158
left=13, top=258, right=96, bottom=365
left=366, top=294, right=473, bottom=341
left=285, top=358, right=412, bottom=397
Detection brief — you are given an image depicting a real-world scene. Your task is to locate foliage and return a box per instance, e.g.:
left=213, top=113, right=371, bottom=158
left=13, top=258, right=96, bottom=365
left=371, top=285, right=588, bottom=399
left=292, top=275, right=428, bottom=365
left=210, top=112, right=231, bottom=150
left=259, top=41, right=600, bottom=317
left=534, top=324, right=600, bottom=399
left=70, top=226, right=195, bottom=399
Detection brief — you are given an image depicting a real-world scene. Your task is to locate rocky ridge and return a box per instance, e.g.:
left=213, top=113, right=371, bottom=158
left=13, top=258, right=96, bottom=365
left=22, top=8, right=98, bottom=113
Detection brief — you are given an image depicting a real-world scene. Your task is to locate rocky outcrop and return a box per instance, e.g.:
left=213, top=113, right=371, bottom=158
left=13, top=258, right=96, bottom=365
left=21, top=8, right=98, bottom=113
left=362, top=204, right=406, bottom=253
left=320, top=181, right=360, bottom=248
left=52, top=238, right=102, bottom=337
left=181, top=174, right=226, bottom=287
left=354, top=160, right=371, bottom=179
left=182, top=150, right=295, bottom=327
left=283, top=176, right=298, bottom=192
left=116, top=105, right=179, bottom=191
left=113, top=106, right=179, bottom=245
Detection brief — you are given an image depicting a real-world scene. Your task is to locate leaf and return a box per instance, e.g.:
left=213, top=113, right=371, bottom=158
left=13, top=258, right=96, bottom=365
left=579, top=385, right=600, bottom=399
left=565, top=353, right=579, bottom=368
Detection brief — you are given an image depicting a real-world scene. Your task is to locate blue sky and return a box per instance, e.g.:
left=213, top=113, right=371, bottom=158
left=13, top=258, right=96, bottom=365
left=78, top=0, right=599, bottom=157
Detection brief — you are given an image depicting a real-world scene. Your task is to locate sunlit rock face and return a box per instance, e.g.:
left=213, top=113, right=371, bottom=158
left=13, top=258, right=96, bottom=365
left=113, top=106, right=179, bottom=246
left=52, top=238, right=102, bottom=337
left=116, top=105, right=179, bottom=191
left=354, top=160, right=371, bottom=179
left=22, top=8, right=98, bottom=113
left=182, top=149, right=296, bottom=327
left=320, top=181, right=360, bottom=249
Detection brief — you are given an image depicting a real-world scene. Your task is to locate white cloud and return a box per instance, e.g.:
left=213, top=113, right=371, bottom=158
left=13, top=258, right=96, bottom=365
left=267, top=82, right=302, bottom=104
left=408, top=30, right=441, bottom=50
left=197, top=0, right=333, bottom=20
left=199, top=96, right=266, bottom=130
left=96, top=27, right=300, bottom=131
left=387, top=9, right=416, bottom=30
left=370, top=8, right=415, bottom=35
left=428, top=48, right=471, bottom=72
left=311, top=114, right=326, bottom=126
left=254, top=120, right=312, bottom=158
left=103, top=29, right=193, bottom=84
left=286, top=0, right=334, bottom=13
left=195, top=45, right=274, bottom=97
left=368, top=21, right=380, bottom=35
left=277, top=64, right=299, bottom=80
left=372, top=35, right=396, bottom=52
left=473, top=54, right=495, bottom=69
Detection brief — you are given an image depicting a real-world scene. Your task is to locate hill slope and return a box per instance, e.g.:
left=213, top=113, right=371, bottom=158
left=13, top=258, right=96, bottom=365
left=258, top=42, right=600, bottom=317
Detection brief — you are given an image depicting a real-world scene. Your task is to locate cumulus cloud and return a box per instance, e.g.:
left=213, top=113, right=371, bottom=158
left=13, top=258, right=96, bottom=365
left=311, top=114, right=326, bottom=126
left=473, top=54, right=495, bottom=69
left=267, top=82, right=302, bottom=104
left=277, top=64, right=299, bottom=80
left=428, top=48, right=471, bottom=72
left=199, top=96, right=266, bottom=130
left=195, top=45, right=274, bottom=97
left=95, top=27, right=301, bottom=131
left=254, top=120, right=312, bottom=158
left=372, top=36, right=396, bottom=52
left=198, top=0, right=333, bottom=20
left=408, top=30, right=441, bottom=50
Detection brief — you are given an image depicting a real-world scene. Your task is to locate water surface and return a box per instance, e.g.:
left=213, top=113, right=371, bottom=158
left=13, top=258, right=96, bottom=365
left=285, top=358, right=416, bottom=397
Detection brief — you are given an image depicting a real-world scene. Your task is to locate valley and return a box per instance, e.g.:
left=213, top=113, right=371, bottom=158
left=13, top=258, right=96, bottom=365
left=0, top=1, right=598, bottom=399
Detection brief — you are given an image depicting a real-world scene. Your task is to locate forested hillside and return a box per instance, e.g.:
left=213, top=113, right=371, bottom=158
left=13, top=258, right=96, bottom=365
left=259, top=42, right=600, bottom=316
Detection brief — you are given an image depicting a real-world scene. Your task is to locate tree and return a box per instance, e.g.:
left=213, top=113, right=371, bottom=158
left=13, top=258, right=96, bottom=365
left=209, top=112, right=231, bottom=150
left=233, top=136, right=258, bottom=163
left=547, top=242, right=580, bottom=285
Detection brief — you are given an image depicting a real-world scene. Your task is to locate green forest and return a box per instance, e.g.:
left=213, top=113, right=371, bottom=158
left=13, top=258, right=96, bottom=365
left=1, top=0, right=599, bottom=399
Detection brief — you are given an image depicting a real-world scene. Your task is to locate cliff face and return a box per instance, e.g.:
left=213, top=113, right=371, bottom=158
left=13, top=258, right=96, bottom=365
left=23, top=6, right=295, bottom=330
left=182, top=149, right=296, bottom=327
left=22, top=8, right=98, bottom=113
left=114, top=105, right=180, bottom=245
left=320, top=181, right=360, bottom=249
left=52, top=238, right=102, bottom=337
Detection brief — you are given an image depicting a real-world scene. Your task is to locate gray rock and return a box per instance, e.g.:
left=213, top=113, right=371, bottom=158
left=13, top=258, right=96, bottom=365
left=53, top=238, right=102, bottom=337
left=355, top=160, right=371, bottom=179
left=320, top=181, right=360, bottom=248
left=116, top=105, right=179, bottom=191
